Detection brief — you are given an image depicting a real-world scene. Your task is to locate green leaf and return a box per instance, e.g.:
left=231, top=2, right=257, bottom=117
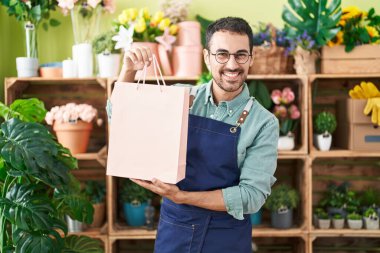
left=42, top=22, right=48, bottom=31
left=9, top=98, right=47, bottom=123
left=63, top=235, right=104, bottom=253
left=13, top=227, right=63, bottom=253
left=9, top=0, right=16, bottom=6
left=195, top=15, right=214, bottom=48
left=49, top=18, right=60, bottom=27
left=31, top=5, right=41, bottom=22
left=248, top=80, right=272, bottom=110
left=0, top=102, right=11, bottom=121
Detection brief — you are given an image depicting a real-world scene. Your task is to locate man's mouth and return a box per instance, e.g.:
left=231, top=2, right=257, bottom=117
left=222, top=71, right=241, bottom=80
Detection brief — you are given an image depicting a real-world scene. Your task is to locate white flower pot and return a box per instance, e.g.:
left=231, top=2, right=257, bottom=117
left=332, top=219, right=345, bottom=229
left=278, top=135, right=295, bottom=150
left=364, top=217, right=379, bottom=230
left=66, top=215, right=83, bottom=232
left=318, top=219, right=331, bottom=229
left=347, top=219, right=363, bottom=229
left=97, top=53, right=121, bottom=78
left=314, top=133, right=332, bottom=151
left=16, top=57, right=39, bottom=77
left=72, top=43, right=93, bottom=77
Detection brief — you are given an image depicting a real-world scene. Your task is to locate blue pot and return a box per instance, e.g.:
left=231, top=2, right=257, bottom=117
left=123, top=202, right=148, bottom=227
left=250, top=209, right=262, bottom=226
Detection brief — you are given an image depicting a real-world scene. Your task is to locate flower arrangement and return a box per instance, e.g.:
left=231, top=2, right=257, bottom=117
left=252, top=23, right=290, bottom=48
left=160, top=0, right=191, bottom=24
left=113, top=7, right=178, bottom=43
left=271, top=87, right=300, bottom=136
left=286, top=31, right=318, bottom=55
left=58, top=0, right=115, bottom=15
left=327, top=6, right=380, bottom=52
left=45, top=103, right=102, bottom=126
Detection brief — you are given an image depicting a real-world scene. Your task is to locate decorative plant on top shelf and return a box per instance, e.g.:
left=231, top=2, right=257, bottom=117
left=282, top=0, right=342, bottom=74
left=313, top=111, right=337, bottom=151
left=0, top=98, right=102, bottom=252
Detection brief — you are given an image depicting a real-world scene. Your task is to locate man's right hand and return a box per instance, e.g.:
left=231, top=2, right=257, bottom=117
left=117, top=47, right=153, bottom=82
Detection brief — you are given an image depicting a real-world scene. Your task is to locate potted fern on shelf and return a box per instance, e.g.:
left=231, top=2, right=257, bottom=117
left=347, top=212, right=363, bottom=229
left=313, top=111, right=337, bottom=151
left=332, top=213, right=345, bottom=229
left=264, top=184, right=299, bottom=229
left=0, top=98, right=103, bottom=252
left=363, top=207, right=379, bottom=230
left=317, top=210, right=331, bottom=229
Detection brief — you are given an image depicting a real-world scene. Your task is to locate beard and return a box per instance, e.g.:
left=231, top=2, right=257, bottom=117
left=213, top=67, right=246, bottom=93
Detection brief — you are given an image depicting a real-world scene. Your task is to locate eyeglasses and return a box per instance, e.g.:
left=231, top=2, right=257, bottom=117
left=210, top=51, right=252, bottom=64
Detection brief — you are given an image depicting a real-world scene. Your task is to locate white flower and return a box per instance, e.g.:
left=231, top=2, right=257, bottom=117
left=45, top=103, right=100, bottom=125
left=112, top=25, right=134, bottom=51
left=58, top=0, right=77, bottom=10
left=87, top=0, right=101, bottom=8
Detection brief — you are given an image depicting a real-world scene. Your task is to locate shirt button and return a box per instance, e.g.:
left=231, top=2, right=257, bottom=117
left=229, top=110, right=233, bottom=114
left=210, top=114, right=214, bottom=118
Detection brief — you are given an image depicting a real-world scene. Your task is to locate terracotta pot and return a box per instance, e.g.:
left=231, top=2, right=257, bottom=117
left=172, top=46, right=203, bottom=77
left=53, top=121, right=93, bottom=154
left=39, top=66, right=63, bottom=78
left=90, top=202, right=105, bottom=228
left=132, top=42, right=160, bottom=77
left=177, top=21, right=201, bottom=46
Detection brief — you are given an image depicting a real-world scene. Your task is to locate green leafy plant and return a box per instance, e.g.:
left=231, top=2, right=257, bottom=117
left=196, top=71, right=212, bottom=86
left=318, top=210, right=329, bottom=219
left=248, top=80, right=272, bottom=110
left=195, top=14, right=214, bottom=48
left=265, top=184, right=299, bottom=212
left=347, top=212, right=362, bottom=220
left=0, top=99, right=103, bottom=252
left=282, top=0, right=342, bottom=48
left=92, top=31, right=121, bottom=55
left=319, top=182, right=360, bottom=211
left=0, top=0, right=60, bottom=30
left=333, top=213, right=343, bottom=219
left=364, top=208, right=379, bottom=219
left=120, top=179, right=153, bottom=204
left=314, top=111, right=337, bottom=134
left=84, top=180, right=106, bottom=204
left=360, top=188, right=380, bottom=207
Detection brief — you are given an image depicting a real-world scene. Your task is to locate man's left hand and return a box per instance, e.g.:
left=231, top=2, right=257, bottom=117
left=130, top=178, right=184, bottom=204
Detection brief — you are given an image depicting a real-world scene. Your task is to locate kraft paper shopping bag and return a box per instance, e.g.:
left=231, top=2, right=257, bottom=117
left=107, top=55, right=190, bottom=184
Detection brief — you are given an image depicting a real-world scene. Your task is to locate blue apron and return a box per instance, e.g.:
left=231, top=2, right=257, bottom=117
left=154, top=90, right=254, bottom=253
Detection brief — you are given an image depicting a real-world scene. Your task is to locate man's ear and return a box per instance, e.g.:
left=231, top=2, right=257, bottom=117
left=249, top=47, right=254, bottom=67
left=203, top=48, right=210, bottom=71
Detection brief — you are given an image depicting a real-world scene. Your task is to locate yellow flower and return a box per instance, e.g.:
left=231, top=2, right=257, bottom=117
left=151, top=11, right=164, bottom=24
left=118, top=12, right=129, bottom=25
left=158, top=18, right=171, bottom=31
left=134, top=17, right=147, bottom=33
left=138, top=7, right=150, bottom=20
left=341, top=6, right=362, bottom=20
left=123, top=8, right=138, bottom=21
left=169, top=24, right=179, bottom=35
left=366, top=26, right=379, bottom=38
left=327, top=31, right=344, bottom=47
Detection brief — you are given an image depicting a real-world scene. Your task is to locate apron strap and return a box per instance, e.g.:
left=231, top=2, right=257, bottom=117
left=189, top=86, right=199, bottom=108
left=230, top=98, right=254, bottom=133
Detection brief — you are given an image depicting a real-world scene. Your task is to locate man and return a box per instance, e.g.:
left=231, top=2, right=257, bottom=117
left=117, top=17, right=278, bottom=253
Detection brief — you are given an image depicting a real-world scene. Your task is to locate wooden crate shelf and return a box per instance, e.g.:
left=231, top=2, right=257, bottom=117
left=311, top=229, right=380, bottom=238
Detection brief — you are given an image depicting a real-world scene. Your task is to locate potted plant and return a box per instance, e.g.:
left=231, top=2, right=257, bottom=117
left=250, top=209, right=263, bottom=226
left=264, top=184, right=299, bottom=229
left=313, top=207, right=325, bottom=228
left=363, top=208, right=380, bottom=230
left=317, top=211, right=331, bottom=229
left=313, top=111, right=337, bottom=151
left=359, top=188, right=380, bottom=214
left=271, top=87, right=301, bottom=150
left=84, top=180, right=106, bottom=228
left=347, top=212, right=363, bottom=229
left=332, top=213, right=345, bottom=229
left=0, top=98, right=103, bottom=252
left=93, top=31, right=122, bottom=78
left=1, top=0, right=60, bottom=77
left=282, top=0, right=342, bottom=74
left=45, top=103, right=103, bottom=154
left=120, top=179, right=154, bottom=227
left=323, top=6, right=380, bottom=74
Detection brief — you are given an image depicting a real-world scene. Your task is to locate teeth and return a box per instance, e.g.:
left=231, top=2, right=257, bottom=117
left=224, top=72, right=239, bottom=77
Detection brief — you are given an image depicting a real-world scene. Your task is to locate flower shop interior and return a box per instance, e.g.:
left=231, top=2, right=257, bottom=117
left=1, top=0, right=380, bottom=252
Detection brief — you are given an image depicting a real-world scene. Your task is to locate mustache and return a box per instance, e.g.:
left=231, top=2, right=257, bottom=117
left=220, top=68, right=243, bottom=73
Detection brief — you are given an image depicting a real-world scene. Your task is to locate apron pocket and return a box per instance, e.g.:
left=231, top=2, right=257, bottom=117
left=154, top=214, right=196, bottom=253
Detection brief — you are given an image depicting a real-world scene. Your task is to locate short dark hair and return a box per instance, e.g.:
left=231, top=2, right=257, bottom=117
left=205, top=17, right=253, bottom=52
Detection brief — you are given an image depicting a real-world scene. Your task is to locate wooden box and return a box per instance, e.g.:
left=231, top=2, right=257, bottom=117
left=321, top=45, right=380, bottom=74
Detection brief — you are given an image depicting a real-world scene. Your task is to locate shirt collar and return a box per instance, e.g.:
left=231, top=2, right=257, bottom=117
left=204, top=80, right=251, bottom=114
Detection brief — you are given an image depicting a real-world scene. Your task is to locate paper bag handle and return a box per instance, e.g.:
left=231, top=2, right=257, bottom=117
left=136, top=54, right=167, bottom=89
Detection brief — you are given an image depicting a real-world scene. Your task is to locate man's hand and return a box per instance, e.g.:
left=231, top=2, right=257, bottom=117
left=131, top=178, right=184, bottom=204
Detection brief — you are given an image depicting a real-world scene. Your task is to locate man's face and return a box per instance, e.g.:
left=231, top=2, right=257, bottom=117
left=204, top=31, right=253, bottom=94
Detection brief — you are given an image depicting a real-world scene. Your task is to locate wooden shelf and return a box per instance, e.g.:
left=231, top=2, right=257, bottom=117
left=310, top=73, right=380, bottom=82
left=311, top=229, right=380, bottom=238
left=310, top=148, right=380, bottom=158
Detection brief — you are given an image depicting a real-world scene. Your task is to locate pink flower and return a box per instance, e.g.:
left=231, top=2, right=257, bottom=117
left=58, top=0, right=77, bottom=10
left=289, top=105, right=301, bottom=119
left=273, top=105, right=287, bottom=119
left=271, top=89, right=282, bottom=105
left=44, top=103, right=99, bottom=125
left=87, top=0, right=101, bottom=8
left=103, top=0, right=115, bottom=13
left=282, top=87, right=295, bottom=104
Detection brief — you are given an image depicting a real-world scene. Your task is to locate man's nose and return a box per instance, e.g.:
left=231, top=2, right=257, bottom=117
left=225, top=55, right=240, bottom=69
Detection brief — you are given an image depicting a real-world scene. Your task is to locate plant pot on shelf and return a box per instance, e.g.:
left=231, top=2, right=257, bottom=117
left=293, top=47, right=317, bottom=75
left=347, top=219, right=363, bottom=229
left=53, top=121, right=93, bottom=154
left=16, top=57, right=39, bottom=78
left=123, top=201, right=148, bottom=227
left=66, top=215, right=83, bottom=232
left=250, top=209, right=263, bottom=226
left=278, top=135, right=295, bottom=151
left=332, top=218, right=345, bottom=229
left=249, top=46, right=289, bottom=74
left=176, top=21, right=201, bottom=46
left=72, top=43, right=93, bottom=78
left=314, top=133, right=332, bottom=151
left=16, top=21, right=39, bottom=77
left=89, top=202, right=105, bottom=228
left=364, top=217, right=379, bottom=230
left=132, top=42, right=160, bottom=77
left=271, top=208, right=293, bottom=229
left=172, top=45, right=203, bottom=77
left=318, top=218, right=331, bottom=229
left=327, top=207, right=347, bottom=218
left=97, top=53, right=121, bottom=78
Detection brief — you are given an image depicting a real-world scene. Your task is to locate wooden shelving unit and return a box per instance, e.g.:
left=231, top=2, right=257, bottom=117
left=4, top=73, right=380, bottom=253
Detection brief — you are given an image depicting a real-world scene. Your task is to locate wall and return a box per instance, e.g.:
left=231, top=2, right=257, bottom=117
left=0, top=0, right=379, bottom=101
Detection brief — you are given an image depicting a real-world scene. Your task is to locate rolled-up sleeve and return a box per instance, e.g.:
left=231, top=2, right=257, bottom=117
left=222, top=116, right=279, bottom=220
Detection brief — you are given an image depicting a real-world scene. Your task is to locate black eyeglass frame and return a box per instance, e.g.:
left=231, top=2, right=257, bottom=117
left=209, top=50, right=253, bottom=64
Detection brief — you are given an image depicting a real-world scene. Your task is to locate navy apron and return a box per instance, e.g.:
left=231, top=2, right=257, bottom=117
left=154, top=88, right=254, bottom=253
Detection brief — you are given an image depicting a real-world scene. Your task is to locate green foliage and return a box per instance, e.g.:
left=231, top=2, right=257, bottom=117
left=282, top=0, right=342, bottom=48
left=248, top=80, right=272, bottom=110
left=92, top=31, right=121, bottom=55
left=264, top=184, right=299, bottom=211
left=364, top=207, right=379, bottom=219
left=0, top=99, right=102, bottom=252
left=333, top=213, right=343, bottom=219
left=318, top=210, right=329, bottom=219
left=347, top=212, right=362, bottom=220
left=360, top=188, right=380, bottom=207
left=84, top=180, right=106, bottom=204
left=314, top=111, right=337, bottom=134
left=63, top=235, right=104, bottom=253
left=120, top=179, right=153, bottom=204
left=196, top=72, right=212, bottom=85
left=0, top=0, right=60, bottom=30
left=319, top=182, right=360, bottom=211
left=195, top=15, right=214, bottom=48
